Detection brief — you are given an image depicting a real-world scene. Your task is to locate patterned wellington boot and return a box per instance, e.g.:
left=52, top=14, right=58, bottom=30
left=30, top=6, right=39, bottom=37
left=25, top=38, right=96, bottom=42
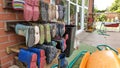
left=37, top=45, right=58, bottom=64
left=24, top=0, right=34, bottom=21
left=48, top=4, right=52, bottom=21
left=50, top=23, right=57, bottom=39
left=44, top=23, right=51, bottom=43
left=58, top=5, right=64, bottom=20
left=55, top=5, right=59, bottom=20
left=39, top=24, right=45, bottom=44
left=40, top=1, right=48, bottom=21
left=33, top=0, right=40, bottom=21
left=15, top=24, right=35, bottom=47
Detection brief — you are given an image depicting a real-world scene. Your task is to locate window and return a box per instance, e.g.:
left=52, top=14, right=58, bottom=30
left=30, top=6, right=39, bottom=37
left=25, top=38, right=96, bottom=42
left=77, top=7, right=82, bottom=30
left=51, top=0, right=89, bottom=34
left=70, top=4, right=76, bottom=25
left=85, top=0, right=89, bottom=7
left=84, top=9, right=88, bottom=29
left=78, top=0, right=82, bottom=6
left=70, top=0, right=76, bottom=3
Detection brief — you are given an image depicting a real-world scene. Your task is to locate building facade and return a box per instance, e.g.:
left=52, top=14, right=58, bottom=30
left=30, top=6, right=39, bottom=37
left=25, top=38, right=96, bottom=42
left=0, top=0, right=93, bottom=68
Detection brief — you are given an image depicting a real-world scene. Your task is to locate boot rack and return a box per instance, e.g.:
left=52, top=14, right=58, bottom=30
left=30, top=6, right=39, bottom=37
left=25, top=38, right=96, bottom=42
left=5, top=20, right=65, bottom=32
left=6, top=43, right=61, bottom=68
left=6, top=43, right=28, bottom=54
left=4, top=0, right=66, bottom=67
left=5, top=21, right=25, bottom=31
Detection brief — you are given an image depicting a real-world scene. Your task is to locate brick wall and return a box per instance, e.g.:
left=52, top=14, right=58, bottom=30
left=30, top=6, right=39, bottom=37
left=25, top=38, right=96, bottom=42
left=0, top=0, right=50, bottom=68
left=106, top=13, right=119, bottom=19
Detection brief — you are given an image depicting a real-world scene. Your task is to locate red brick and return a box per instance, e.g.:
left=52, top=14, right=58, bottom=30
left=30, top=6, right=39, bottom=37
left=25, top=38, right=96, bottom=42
left=0, top=13, right=16, bottom=20
left=0, top=55, right=14, bottom=64
left=8, top=34, right=19, bottom=42
left=8, top=34, right=25, bottom=42
left=0, top=36, right=9, bottom=43
left=6, top=9, right=16, bottom=14
left=0, top=22, right=4, bottom=28
left=17, top=12, right=24, bottom=20
left=17, top=36, right=25, bottom=42
left=0, top=0, right=3, bottom=5
left=0, top=29, right=15, bottom=36
left=0, top=29, right=8, bottom=36
left=0, top=50, right=8, bottom=58
left=0, top=41, right=23, bottom=51
left=0, top=6, right=5, bottom=13
left=0, top=63, right=12, bottom=68
left=0, top=50, right=17, bottom=59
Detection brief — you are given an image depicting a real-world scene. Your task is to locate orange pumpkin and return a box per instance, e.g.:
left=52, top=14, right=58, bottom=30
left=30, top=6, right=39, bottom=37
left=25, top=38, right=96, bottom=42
left=117, top=48, right=120, bottom=54
left=79, top=45, right=120, bottom=68
left=79, top=52, right=90, bottom=68
left=86, top=50, right=120, bottom=68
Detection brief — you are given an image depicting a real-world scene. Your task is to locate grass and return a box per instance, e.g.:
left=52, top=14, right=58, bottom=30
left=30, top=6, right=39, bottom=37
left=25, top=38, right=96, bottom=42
left=66, top=43, right=97, bottom=68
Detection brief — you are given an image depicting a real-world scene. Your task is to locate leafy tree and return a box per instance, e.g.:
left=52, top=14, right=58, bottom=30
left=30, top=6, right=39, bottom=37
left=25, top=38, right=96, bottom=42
left=94, top=7, right=99, bottom=13
left=97, top=14, right=107, bottom=22
left=109, top=0, right=120, bottom=13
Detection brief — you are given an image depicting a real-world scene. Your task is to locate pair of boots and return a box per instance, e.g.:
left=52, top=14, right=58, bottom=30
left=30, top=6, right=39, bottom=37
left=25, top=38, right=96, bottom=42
left=56, top=38, right=67, bottom=52
left=15, top=24, right=40, bottom=47
left=24, top=0, right=40, bottom=21
left=37, top=45, right=58, bottom=64
left=40, top=2, right=64, bottom=21
left=15, top=23, right=51, bottom=47
left=48, top=4, right=64, bottom=21
left=18, top=48, right=46, bottom=68
left=31, top=23, right=51, bottom=44
left=41, top=23, right=65, bottom=42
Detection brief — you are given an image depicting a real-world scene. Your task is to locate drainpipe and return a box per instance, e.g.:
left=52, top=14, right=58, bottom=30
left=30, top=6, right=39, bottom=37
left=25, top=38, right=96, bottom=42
left=86, top=0, right=94, bottom=32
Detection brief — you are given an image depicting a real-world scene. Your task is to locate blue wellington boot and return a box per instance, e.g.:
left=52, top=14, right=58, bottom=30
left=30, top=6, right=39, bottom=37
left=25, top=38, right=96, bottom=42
left=58, top=53, right=66, bottom=68
left=18, top=49, right=37, bottom=68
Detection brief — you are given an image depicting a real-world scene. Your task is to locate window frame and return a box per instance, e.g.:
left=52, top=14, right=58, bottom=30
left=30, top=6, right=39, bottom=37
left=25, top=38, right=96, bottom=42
left=50, top=0, right=89, bottom=34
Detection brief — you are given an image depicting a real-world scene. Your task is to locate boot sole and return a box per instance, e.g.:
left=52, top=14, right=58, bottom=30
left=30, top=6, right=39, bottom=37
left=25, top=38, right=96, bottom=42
left=27, top=27, right=35, bottom=47
left=30, top=53, right=37, bottom=68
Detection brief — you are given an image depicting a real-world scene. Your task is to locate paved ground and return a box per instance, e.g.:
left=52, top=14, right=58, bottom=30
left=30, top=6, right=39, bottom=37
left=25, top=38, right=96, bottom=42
left=75, top=31, right=120, bottom=48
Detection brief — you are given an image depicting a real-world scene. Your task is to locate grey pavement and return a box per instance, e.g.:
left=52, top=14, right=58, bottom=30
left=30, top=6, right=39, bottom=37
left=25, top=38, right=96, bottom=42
left=75, top=31, right=120, bottom=48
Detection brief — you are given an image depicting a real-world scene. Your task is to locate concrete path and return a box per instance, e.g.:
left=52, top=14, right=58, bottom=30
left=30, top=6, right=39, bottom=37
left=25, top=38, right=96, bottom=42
left=75, top=31, right=120, bottom=48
